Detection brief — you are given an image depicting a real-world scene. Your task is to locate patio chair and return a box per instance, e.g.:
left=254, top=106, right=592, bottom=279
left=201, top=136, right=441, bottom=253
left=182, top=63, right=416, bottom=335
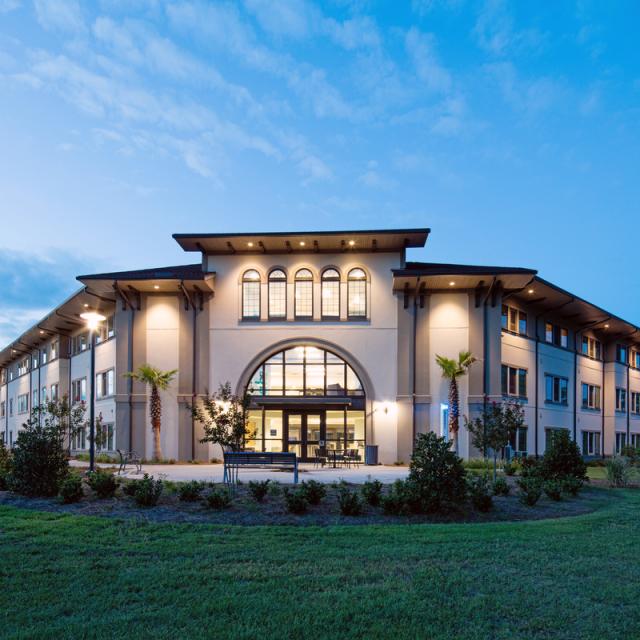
left=314, top=447, right=328, bottom=468
left=346, top=448, right=362, bottom=468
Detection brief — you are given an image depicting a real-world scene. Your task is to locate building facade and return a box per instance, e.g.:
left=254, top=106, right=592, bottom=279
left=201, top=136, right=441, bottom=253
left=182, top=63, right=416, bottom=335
left=1, top=228, right=639, bottom=463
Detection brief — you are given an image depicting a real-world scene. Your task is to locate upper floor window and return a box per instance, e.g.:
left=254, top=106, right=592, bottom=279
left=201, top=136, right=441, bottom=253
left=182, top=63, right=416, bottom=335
left=0, top=401, right=4, bottom=418
left=32, top=354, right=39, bottom=369
left=17, top=358, right=29, bottom=377
left=501, top=364, right=527, bottom=398
left=616, top=344, right=628, bottom=365
left=50, top=383, right=59, bottom=403
left=96, top=315, right=115, bottom=344
left=545, top=375, right=568, bottom=405
left=615, top=388, right=627, bottom=412
left=321, top=269, right=340, bottom=318
left=96, top=369, right=114, bottom=399
left=242, top=269, right=261, bottom=319
left=72, top=378, right=87, bottom=404
left=50, top=341, right=58, bottom=360
left=347, top=268, right=367, bottom=318
left=17, top=393, right=28, bottom=414
left=9, top=398, right=13, bottom=416
left=501, top=304, right=527, bottom=335
left=581, top=336, right=601, bottom=360
left=581, top=383, right=601, bottom=410
left=295, top=269, right=313, bottom=318
left=268, top=269, right=287, bottom=319
left=41, top=348, right=48, bottom=365
left=545, top=322, right=568, bottom=348
left=632, top=350, right=640, bottom=369
left=632, top=391, right=640, bottom=415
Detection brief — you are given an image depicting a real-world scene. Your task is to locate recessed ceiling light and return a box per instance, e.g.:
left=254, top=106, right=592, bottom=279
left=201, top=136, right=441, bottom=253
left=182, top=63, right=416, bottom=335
left=604, top=323, right=609, bottom=329
left=83, top=303, right=89, bottom=308
left=528, top=289, right=534, bottom=294
left=39, top=330, right=44, bottom=335
left=348, top=240, right=355, bottom=246
left=449, top=281, right=456, bottom=286
left=154, top=285, right=160, bottom=290
left=247, top=242, right=254, bottom=247
left=299, top=241, right=305, bottom=246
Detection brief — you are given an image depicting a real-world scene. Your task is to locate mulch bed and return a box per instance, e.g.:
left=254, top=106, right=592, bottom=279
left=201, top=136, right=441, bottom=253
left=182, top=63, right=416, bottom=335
left=0, top=477, right=606, bottom=527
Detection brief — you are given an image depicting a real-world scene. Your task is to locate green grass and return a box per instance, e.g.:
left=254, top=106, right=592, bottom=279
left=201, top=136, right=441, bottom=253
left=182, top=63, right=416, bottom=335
left=1, top=489, right=639, bottom=639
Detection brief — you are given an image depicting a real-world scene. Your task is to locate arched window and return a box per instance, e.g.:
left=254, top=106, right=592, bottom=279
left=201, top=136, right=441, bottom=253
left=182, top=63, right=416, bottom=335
left=347, top=268, right=367, bottom=318
left=268, top=269, right=287, bottom=319
left=294, top=269, right=313, bottom=318
left=242, top=269, right=261, bottom=319
left=247, top=346, right=364, bottom=397
left=321, top=268, right=340, bottom=318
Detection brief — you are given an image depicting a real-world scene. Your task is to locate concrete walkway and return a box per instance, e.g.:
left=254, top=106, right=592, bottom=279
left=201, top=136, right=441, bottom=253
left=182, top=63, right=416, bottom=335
left=70, top=460, right=409, bottom=484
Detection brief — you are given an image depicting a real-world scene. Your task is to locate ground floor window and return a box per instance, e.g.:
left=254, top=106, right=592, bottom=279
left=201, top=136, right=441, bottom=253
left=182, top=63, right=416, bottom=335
left=508, top=426, right=528, bottom=456
left=630, top=433, right=640, bottom=449
left=71, top=426, right=87, bottom=450
left=581, top=430, right=601, bottom=456
left=246, top=408, right=365, bottom=461
left=615, top=432, right=626, bottom=454
left=96, top=422, right=115, bottom=451
left=545, top=427, right=569, bottom=451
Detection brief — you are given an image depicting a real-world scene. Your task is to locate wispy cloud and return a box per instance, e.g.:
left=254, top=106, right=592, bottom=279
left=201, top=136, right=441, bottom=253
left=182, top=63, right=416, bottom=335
left=405, top=28, right=452, bottom=94
left=34, top=0, right=86, bottom=33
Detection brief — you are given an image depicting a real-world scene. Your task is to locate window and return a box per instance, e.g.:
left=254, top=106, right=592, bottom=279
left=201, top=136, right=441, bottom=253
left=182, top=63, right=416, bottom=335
left=615, top=432, right=627, bottom=454
left=96, top=370, right=115, bottom=399
left=347, top=268, right=367, bottom=318
left=0, top=401, right=5, bottom=418
left=50, top=341, right=58, bottom=360
left=41, top=348, right=47, bottom=365
left=71, top=425, right=86, bottom=450
left=9, top=398, right=13, bottom=416
left=632, top=350, right=640, bottom=369
left=17, top=358, right=29, bottom=376
left=17, top=393, right=28, bottom=414
left=41, top=387, right=47, bottom=404
left=508, top=426, right=528, bottom=456
left=581, top=383, right=601, bottom=410
left=294, top=269, right=313, bottom=318
left=502, top=305, right=527, bottom=335
left=581, top=431, right=601, bottom=456
left=242, top=269, right=261, bottom=319
left=97, top=422, right=115, bottom=451
left=321, top=268, right=340, bottom=318
left=630, top=433, right=640, bottom=448
left=545, top=375, right=568, bottom=404
left=32, top=389, right=38, bottom=408
left=581, top=336, right=601, bottom=360
left=501, top=364, right=527, bottom=398
left=72, top=333, right=88, bottom=355
left=616, top=344, right=628, bottom=365
left=247, top=346, right=364, bottom=398
left=616, top=388, right=627, bottom=412
left=50, top=383, right=59, bottom=403
left=631, top=392, right=640, bottom=415
left=268, top=269, right=287, bottom=319
left=545, top=322, right=568, bottom=348
left=96, top=315, right=115, bottom=344
left=72, top=378, right=87, bottom=404
left=32, top=354, right=39, bottom=369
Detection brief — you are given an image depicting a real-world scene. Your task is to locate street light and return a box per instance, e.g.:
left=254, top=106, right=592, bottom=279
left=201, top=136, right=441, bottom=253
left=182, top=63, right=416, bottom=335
left=80, top=311, right=105, bottom=472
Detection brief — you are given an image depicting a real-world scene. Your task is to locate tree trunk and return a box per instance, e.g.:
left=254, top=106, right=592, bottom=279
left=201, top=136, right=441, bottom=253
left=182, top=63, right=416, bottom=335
left=150, top=386, right=162, bottom=462
left=449, top=376, right=459, bottom=454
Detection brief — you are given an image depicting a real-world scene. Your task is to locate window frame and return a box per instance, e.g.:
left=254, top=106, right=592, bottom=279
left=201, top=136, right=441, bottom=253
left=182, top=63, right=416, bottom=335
left=544, top=374, right=569, bottom=405
left=615, top=387, right=627, bottom=413
left=321, top=268, right=341, bottom=319
left=241, top=269, right=261, bottom=320
left=267, top=269, right=287, bottom=320
left=294, top=269, right=314, bottom=319
left=581, top=430, right=601, bottom=456
left=501, top=364, right=528, bottom=399
left=581, top=382, right=601, bottom=410
left=501, top=304, right=527, bottom=336
left=347, top=268, right=367, bottom=319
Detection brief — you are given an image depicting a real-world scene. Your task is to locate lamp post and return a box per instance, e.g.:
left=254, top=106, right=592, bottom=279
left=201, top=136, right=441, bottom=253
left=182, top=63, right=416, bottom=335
left=80, top=311, right=105, bottom=472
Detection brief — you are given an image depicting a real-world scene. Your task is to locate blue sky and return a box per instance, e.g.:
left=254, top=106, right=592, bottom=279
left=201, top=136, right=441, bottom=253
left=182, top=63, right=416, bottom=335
left=0, top=0, right=639, bottom=345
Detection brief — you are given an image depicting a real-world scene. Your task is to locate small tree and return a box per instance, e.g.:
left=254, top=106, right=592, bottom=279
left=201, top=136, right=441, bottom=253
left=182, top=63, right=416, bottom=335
left=8, top=398, right=85, bottom=497
left=435, top=351, right=476, bottom=454
left=465, top=400, right=524, bottom=480
left=191, top=382, right=254, bottom=452
left=540, top=429, right=587, bottom=482
left=124, top=365, right=177, bottom=461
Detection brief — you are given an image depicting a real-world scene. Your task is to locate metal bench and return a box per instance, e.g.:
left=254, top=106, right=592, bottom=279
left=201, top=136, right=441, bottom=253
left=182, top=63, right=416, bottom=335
left=223, top=451, right=298, bottom=484
left=117, top=449, right=142, bottom=475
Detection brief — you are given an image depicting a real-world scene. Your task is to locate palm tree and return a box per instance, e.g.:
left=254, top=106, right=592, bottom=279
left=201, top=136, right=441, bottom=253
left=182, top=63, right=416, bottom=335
left=124, top=365, right=177, bottom=461
left=435, top=351, right=477, bottom=453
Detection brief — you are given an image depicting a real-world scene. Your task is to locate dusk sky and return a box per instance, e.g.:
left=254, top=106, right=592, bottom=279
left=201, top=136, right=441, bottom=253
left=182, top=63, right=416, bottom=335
left=0, top=0, right=638, bottom=345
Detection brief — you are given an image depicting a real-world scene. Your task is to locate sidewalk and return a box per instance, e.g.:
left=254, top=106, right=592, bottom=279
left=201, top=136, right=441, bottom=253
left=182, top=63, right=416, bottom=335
left=69, top=460, right=410, bottom=484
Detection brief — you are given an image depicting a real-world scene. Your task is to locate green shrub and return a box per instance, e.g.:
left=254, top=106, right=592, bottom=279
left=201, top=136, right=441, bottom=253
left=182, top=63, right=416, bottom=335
left=0, top=440, right=11, bottom=490
left=381, top=480, right=411, bottom=516
left=87, top=471, right=118, bottom=499
left=463, top=458, right=493, bottom=471
left=606, top=456, right=632, bottom=488
left=205, top=487, right=232, bottom=509
left=134, top=474, right=163, bottom=507
left=122, top=481, right=138, bottom=496
left=7, top=420, right=69, bottom=497
left=177, top=480, right=205, bottom=502
left=407, top=432, right=467, bottom=513
left=621, top=445, right=640, bottom=465
left=59, top=474, right=84, bottom=504
left=543, top=479, right=563, bottom=501
left=540, top=430, right=587, bottom=482
left=492, top=477, right=510, bottom=496
left=361, top=479, right=383, bottom=506
left=337, top=487, right=363, bottom=516
left=248, top=480, right=270, bottom=503
left=300, top=480, right=326, bottom=505
left=502, top=461, right=518, bottom=476
left=467, top=474, right=493, bottom=512
left=519, top=456, right=542, bottom=478
left=517, top=477, right=543, bottom=506
left=283, top=488, right=308, bottom=514
left=267, top=481, right=282, bottom=497
left=561, top=476, right=584, bottom=496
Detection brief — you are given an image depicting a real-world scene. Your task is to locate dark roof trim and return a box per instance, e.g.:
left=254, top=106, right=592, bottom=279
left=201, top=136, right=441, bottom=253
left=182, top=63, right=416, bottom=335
left=77, top=263, right=208, bottom=281
left=393, top=262, right=537, bottom=277
left=173, top=228, right=430, bottom=240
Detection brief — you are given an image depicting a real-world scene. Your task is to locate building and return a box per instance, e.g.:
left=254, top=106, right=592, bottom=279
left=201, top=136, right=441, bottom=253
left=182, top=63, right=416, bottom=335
left=1, top=228, right=639, bottom=463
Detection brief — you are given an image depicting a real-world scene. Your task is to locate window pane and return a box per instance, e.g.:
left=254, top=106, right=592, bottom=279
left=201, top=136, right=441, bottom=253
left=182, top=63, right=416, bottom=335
left=264, top=363, right=283, bottom=395
left=518, top=312, right=527, bottom=335
left=305, top=364, right=325, bottom=395
left=508, top=367, right=517, bottom=395
left=326, top=364, right=346, bottom=395
left=243, top=279, right=260, bottom=318
left=305, top=346, right=325, bottom=363
left=285, top=347, right=305, bottom=363
left=346, top=366, right=363, bottom=395
left=326, top=411, right=345, bottom=447
left=264, top=411, right=283, bottom=452
left=268, top=272, right=286, bottom=318
left=348, top=270, right=366, bottom=317
left=545, top=323, right=553, bottom=343
left=284, top=364, right=304, bottom=396
left=322, top=279, right=340, bottom=317
left=248, top=366, right=264, bottom=395
left=246, top=410, right=263, bottom=452
left=295, top=278, right=313, bottom=317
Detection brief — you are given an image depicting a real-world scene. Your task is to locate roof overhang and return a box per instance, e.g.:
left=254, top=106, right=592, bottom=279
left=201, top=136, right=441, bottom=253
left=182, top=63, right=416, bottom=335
left=173, top=228, right=430, bottom=255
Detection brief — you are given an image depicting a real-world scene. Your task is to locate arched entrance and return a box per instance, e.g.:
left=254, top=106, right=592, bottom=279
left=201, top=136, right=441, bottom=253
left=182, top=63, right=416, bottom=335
left=243, top=344, right=367, bottom=461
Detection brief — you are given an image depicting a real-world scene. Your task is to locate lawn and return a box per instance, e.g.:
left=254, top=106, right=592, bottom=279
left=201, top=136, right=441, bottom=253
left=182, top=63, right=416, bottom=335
left=0, top=488, right=639, bottom=640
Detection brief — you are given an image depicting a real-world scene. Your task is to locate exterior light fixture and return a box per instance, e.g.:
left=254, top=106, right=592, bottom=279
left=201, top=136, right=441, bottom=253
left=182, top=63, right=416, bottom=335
left=153, top=285, right=160, bottom=290
left=80, top=311, right=106, bottom=332
left=348, top=240, right=355, bottom=246
left=247, top=242, right=254, bottom=247
left=449, top=281, right=456, bottom=286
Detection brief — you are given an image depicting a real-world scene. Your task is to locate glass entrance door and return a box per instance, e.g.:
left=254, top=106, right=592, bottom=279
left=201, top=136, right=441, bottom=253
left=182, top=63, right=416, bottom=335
left=285, top=412, right=324, bottom=460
